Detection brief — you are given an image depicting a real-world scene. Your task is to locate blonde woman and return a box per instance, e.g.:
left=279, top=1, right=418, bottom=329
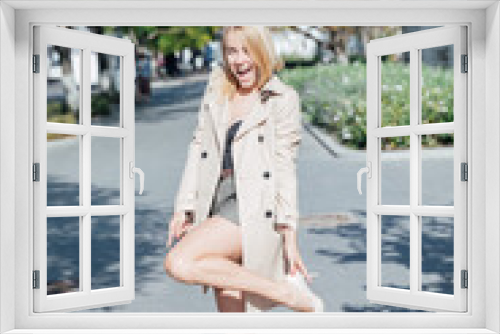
left=164, top=26, right=323, bottom=313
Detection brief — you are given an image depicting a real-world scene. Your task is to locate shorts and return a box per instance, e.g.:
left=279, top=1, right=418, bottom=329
left=166, top=171, right=239, bottom=256
left=208, top=171, right=240, bottom=225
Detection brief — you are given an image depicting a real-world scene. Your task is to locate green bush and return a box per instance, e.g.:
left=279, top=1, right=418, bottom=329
left=47, top=90, right=119, bottom=125
left=91, top=93, right=112, bottom=117
left=278, top=62, right=454, bottom=150
left=47, top=101, right=78, bottom=124
left=46, top=104, right=77, bottom=140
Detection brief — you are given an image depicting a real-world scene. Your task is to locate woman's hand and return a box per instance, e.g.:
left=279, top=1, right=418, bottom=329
left=280, top=228, right=313, bottom=284
left=167, top=211, right=194, bottom=247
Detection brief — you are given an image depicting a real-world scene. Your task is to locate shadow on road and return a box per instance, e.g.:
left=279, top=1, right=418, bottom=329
left=46, top=176, right=170, bottom=310
left=307, top=208, right=454, bottom=312
left=134, top=79, right=209, bottom=124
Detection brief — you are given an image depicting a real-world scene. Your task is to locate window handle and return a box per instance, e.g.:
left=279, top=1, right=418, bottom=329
left=357, top=161, right=371, bottom=195
left=129, top=161, right=145, bottom=195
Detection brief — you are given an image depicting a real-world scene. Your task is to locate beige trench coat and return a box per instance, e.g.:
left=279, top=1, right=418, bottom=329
left=173, top=66, right=302, bottom=312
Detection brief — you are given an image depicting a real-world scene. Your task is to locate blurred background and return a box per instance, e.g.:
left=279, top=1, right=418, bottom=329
left=45, top=26, right=455, bottom=313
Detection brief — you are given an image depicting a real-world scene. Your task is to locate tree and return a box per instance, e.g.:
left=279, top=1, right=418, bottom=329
left=104, top=26, right=220, bottom=56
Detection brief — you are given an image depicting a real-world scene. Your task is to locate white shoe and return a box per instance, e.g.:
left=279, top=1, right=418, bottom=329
left=285, top=272, right=324, bottom=312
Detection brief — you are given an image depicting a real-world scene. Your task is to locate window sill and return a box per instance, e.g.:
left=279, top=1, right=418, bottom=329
left=3, top=329, right=498, bottom=334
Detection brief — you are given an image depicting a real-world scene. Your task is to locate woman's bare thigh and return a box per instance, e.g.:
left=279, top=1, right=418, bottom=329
left=166, top=215, right=243, bottom=264
left=165, top=216, right=245, bottom=310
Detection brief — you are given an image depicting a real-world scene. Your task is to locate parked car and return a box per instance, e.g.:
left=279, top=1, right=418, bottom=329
left=272, top=27, right=323, bottom=66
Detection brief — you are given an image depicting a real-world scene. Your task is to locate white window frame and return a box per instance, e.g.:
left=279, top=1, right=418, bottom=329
left=365, top=25, right=468, bottom=312
left=0, top=1, right=498, bottom=333
left=32, top=25, right=137, bottom=313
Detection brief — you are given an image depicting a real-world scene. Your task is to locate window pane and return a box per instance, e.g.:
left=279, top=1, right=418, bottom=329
left=421, top=133, right=454, bottom=206
left=91, top=52, right=121, bottom=127
left=47, top=45, right=80, bottom=124
left=47, top=134, right=80, bottom=206
left=381, top=215, right=410, bottom=290
left=47, top=217, right=80, bottom=295
left=91, top=137, right=121, bottom=206
left=91, top=215, right=121, bottom=290
left=381, top=136, right=410, bottom=205
left=381, top=51, right=410, bottom=127
left=421, top=45, right=454, bottom=124
left=421, top=216, right=454, bottom=294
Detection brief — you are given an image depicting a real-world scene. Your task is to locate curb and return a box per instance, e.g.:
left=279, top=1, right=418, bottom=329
left=151, top=72, right=210, bottom=89
left=301, top=114, right=454, bottom=161
left=300, top=212, right=359, bottom=227
left=301, top=114, right=364, bottom=160
left=47, top=136, right=79, bottom=149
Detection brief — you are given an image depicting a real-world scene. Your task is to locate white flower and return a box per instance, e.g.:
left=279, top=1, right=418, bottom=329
left=342, top=128, right=352, bottom=140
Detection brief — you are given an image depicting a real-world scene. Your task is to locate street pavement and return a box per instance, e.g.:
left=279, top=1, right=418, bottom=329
left=46, top=72, right=454, bottom=313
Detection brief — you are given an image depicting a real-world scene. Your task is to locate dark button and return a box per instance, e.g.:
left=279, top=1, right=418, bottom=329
left=265, top=210, right=273, bottom=218
left=263, top=171, right=270, bottom=178
left=258, top=135, right=264, bottom=142
left=204, top=103, right=209, bottom=111
left=201, top=151, right=208, bottom=158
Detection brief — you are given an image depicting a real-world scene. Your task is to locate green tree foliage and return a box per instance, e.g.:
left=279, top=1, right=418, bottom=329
left=104, top=26, right=220, bottom=55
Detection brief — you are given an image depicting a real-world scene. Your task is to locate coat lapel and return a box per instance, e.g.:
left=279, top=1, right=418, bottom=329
left=232, top=74, right=284, bottom=143
left=206, top=72, right=284, bottom=152
left=203, top=93, right=226, bottom=154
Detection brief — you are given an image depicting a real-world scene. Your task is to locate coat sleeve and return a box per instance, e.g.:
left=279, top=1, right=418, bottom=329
left=274, top=88, right=302, bottom=231
left=173, top=101, right=205, bottom=214
left=173, top=66, right=223, bottom=214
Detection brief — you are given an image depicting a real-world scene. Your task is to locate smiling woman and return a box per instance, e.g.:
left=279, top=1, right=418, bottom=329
left=166, top=25, right=323, bottom=313
left=219, top=26, right=284, bottom=102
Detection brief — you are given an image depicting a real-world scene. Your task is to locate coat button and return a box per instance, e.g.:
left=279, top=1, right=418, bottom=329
left=265, top=210, right=273, bottom=218
left=204, top=103, right=209, bottom=111
left=258, top=135, right=264, bottom=143
left=263, top=171, right=270, bottom=179
left=201, top=151, right=208, bottom=158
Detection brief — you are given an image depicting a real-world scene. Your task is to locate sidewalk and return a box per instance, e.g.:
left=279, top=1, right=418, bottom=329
left=302, top=114, right=454, bottom=162
left=151, top=72, right=210, bottom=89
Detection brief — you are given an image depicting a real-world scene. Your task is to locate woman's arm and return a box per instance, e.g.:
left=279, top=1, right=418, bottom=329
left=173, top=102, right=206, bottom=214
left=274, top=88, right=302, bottom=236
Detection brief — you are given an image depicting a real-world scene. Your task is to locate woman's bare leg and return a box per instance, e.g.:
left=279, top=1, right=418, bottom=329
left=212, top=254, right=245, bottom=313
left=164, top=216, right=313, bottom=312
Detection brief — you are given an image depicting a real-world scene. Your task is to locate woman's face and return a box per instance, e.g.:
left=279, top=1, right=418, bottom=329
left=225, top=30, right=259, bottom=92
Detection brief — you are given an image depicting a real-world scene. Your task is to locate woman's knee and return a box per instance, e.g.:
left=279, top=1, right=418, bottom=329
left=164, top=252, right=197, bottom=284
left=163, top=217, right=216, bottom=282
left=163, top=216, right=241, bottom=282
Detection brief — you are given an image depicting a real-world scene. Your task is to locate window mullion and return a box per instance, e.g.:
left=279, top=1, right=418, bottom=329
left=82, top=47, right=91, bottom=294
left=410, top=47, right=420, bottom=294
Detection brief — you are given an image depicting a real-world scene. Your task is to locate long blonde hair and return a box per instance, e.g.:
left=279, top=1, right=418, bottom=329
left=215, top=26, right=284, bottom=103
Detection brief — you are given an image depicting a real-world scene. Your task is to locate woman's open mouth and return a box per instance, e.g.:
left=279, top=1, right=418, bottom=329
left=237, top=67, right=253, bottom=80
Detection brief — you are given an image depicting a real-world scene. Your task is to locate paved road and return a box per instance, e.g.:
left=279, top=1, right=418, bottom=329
left=46, top=73, right=454, bottom=313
